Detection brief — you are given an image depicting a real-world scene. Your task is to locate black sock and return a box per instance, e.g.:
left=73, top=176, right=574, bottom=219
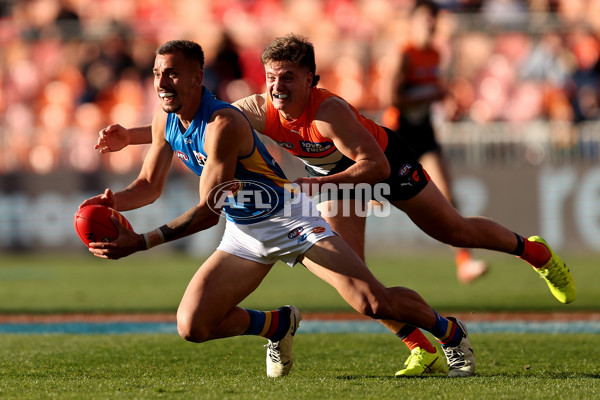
left=510, top=233, right=525, bottom=256
left=395, top=325, right=417, bottom=339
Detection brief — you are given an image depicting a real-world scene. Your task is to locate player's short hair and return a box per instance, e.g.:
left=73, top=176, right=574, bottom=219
left=413, top=0, right=440, bottom=17
left=261, top=34, right=320, bottom=87
left=156, top=40, right=205, bottom=70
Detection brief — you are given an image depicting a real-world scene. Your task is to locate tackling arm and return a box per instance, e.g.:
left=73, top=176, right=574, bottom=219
left=298, top=97, right=390, bottom=193
left=95, top=93, right=267, bottom=153
left=96, top=124, right=153, bottom=153
left=79, top=110, right=173, bottom=212
left=111, top=111, right=174, bottom=211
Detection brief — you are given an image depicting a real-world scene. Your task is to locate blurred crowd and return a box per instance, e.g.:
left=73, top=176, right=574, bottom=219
left=0, top=0, right=599, bottom=174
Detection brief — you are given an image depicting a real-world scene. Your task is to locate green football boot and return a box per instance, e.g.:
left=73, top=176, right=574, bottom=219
left=529, top=236, right=576, bottom=304
left=395, top=347, right=449, bottom=377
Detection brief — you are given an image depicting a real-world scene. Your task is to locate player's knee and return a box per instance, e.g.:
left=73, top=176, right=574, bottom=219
left=177, top=314, right=210, bottom=343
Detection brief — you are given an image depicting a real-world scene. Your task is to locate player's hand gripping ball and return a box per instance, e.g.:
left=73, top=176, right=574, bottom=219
left=74, top=205, right=133, bottom=246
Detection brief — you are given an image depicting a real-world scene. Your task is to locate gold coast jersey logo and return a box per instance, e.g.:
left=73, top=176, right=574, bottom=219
left=193, top=151, right=207, bottom=166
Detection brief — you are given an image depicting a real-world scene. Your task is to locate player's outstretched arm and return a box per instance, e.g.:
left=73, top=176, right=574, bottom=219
left=96, top=124, right=153, bottom=153
left=95, top=93, right=267, bottom=153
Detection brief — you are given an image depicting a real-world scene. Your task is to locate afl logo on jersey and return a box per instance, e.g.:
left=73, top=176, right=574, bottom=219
left=176, top=151, right=190, bottom=162
left=399, top=164, right=412, bottom=176
left=276, top=141, right=294, bottom=149
left=207, top=179, right=281, bottom=221
left=287, top=226, right=304, bottom=239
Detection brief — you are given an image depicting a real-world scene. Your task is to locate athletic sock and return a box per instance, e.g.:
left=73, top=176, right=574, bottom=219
left=242, top=307, right=291, bottom=342
left=429, top=311, right=464, bottom=347
left=396, top=325, right=437, bottom=353
left=512, top=234, right=551, bottom=268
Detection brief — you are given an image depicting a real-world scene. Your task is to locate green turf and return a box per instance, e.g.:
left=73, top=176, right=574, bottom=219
left=0, top=250, right=596, bottom=314
left=0, top=333, right=598, bottom=399
left=0, top=251, right=598, bottom=399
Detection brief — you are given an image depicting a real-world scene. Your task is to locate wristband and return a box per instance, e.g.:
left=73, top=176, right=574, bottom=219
left=142, top=229, right=165, bottom=249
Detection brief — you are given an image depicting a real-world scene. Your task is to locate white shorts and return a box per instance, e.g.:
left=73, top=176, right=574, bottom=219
left=217, top=193, right=335, bottom=267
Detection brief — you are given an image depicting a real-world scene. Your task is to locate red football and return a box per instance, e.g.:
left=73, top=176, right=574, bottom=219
left=74, top=205, right=133, bottom=246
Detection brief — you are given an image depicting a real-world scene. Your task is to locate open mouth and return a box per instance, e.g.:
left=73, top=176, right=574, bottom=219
left=273, top=93, right=288, bottom=100
left=159, top=92, right=175, bottom=102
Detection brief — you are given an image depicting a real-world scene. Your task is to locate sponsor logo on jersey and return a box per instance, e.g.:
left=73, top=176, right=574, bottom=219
left=412, top=170, right=421, bottom=182
left=297, top=233, right=308, bottom=244
left=288, top=226, right=304, bottom=239
left=276, top=141, right=294, bottom=149
left=176, top=151, right=190, bottom=162
left=300, top=141, right=333, bottom=153
left=312, top=226, right=326, bottom=234
left=399, top=163, right=412, bottom=176
left=193, top=151, right=207, bottom=166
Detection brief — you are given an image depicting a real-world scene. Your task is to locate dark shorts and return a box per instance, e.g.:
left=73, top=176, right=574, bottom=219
left=396, top=114, right=440, bottom=159
left=308, top=127, right=430, bottom=203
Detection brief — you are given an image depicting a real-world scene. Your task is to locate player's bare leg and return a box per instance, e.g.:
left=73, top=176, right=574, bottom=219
left=301, top=236, right=438, bottom=326
left=316, top=200, right=367, bottom=260
left=176, top=251, right=302, bottom=377
left=316, top=201, right=447, bottom=375
left=176, top=251, right=274, bottom=342
left=420, top=150, right=488, bottom=284
left=394, top=181, right=575, bottom=303
left=301, top=235, right=471, bottom=375
left=394, top=182, right=520, bottom=253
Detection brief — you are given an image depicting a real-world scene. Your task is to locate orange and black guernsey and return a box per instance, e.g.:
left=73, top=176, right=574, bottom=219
left=401, top=43, right=441, bottom=89
left=264, top=87, right=388, bottom=176
left=262, top=87, right=430, bottom=202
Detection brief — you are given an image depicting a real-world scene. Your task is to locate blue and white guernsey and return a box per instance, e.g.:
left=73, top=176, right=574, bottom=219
left=165, top=88, right=292, bottom=224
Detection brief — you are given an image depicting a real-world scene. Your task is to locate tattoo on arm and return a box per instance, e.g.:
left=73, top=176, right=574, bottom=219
left=158, top=207, right=198, bottom=242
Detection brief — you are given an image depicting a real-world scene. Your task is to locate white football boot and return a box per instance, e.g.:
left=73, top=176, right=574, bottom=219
left=442, top=317, right=476, bottom=377
left=265, top=305, right=302, bottom=378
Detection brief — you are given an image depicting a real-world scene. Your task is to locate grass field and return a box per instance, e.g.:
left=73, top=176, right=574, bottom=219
left=1, top=333, right=599, bottom=399
left=0, top=250, right=598, bottom=399
left=0, top=250, right=597, bottom=313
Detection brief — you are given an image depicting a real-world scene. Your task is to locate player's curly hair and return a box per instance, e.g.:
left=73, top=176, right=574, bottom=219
left=156, top=40, right=205, bottom=70
left=261, top=34, right=320, bottom=87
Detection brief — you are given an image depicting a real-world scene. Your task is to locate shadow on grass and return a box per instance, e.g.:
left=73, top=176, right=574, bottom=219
left=336, top=372, right=600, bottom=380
left=461, top=372, right=600, bottom=379
left=335, top=374, right=448, bottom=380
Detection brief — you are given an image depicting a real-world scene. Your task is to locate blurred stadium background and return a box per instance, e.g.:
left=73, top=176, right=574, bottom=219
left=1, top=0, right=600, bottom=256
